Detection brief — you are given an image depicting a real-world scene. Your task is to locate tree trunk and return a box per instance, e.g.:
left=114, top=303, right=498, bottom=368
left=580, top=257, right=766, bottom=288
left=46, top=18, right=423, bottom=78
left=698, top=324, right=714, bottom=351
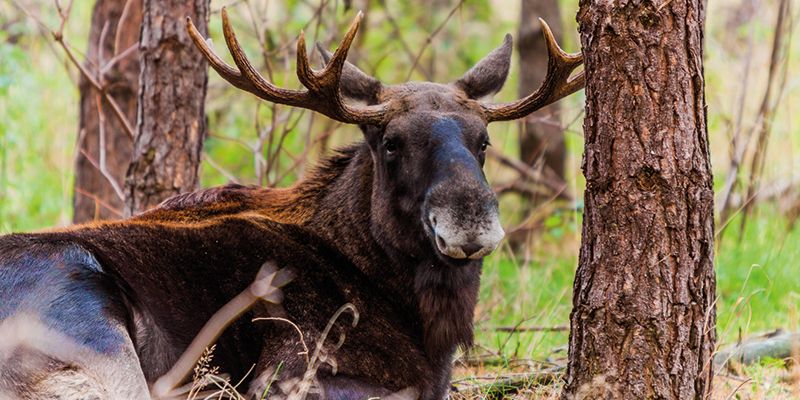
left=125, top=0, right=209, bottom=216
left=564, top=1, right=716, bottom=399
left=73, top=0, right=142, bottom=223
left=517, top=0, right=565, bottom=180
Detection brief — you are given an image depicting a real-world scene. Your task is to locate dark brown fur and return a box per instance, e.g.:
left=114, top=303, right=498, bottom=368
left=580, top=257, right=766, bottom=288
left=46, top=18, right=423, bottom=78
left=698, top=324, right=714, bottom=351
left=2, top=144, right=473, bottom=399
left=0, top=33, right=520, bottom=400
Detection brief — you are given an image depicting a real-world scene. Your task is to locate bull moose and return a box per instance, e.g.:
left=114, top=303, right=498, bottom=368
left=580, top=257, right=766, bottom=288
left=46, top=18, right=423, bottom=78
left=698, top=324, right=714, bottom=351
left=0, top=9, right=583, bottom=400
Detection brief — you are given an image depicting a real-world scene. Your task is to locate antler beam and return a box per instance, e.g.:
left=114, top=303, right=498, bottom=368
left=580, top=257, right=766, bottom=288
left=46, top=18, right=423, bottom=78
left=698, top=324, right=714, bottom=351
left=187, top=9, right=387, bottom=125
left=481, top=19, right=584, bottom=122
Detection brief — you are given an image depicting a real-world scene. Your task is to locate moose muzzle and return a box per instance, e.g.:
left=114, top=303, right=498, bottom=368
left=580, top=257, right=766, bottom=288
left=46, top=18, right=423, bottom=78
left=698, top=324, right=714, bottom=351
left=428, top=205, right=505, bottom=260
left=424, top=166, right=505, bottom=260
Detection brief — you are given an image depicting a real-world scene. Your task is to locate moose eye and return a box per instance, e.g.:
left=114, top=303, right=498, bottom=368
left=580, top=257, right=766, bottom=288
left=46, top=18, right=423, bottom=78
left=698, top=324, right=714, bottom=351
left=384, top=139, right=398, bottom=155
left=480, top=140, right=491, bottom=152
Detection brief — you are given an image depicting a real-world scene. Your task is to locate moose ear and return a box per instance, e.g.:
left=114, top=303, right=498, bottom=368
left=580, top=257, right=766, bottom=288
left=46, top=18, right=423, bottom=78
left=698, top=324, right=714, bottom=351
left=454, top=34, right=513, bottom=100
left=316, top=43, right=383, bottom=105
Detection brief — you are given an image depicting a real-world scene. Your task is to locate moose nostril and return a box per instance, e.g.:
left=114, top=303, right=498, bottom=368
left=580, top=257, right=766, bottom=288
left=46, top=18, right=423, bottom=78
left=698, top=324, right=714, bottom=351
left=461, top=242, right=483, bottom=257
left=436, top=235, right=447, bottom=250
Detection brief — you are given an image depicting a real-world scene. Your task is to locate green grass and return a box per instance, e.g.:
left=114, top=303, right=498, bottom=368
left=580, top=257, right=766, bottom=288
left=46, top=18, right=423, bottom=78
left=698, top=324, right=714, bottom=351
left=715, top=209, right=800, bottom=342
left=471, top=205, right=799, bottom=363
left=0, top=24, right=80, bottom=231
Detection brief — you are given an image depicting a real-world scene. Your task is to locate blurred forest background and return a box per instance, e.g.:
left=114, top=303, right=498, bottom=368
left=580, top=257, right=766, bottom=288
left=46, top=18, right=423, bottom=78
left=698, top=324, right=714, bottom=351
left=0, top=0, right=798, bottom=397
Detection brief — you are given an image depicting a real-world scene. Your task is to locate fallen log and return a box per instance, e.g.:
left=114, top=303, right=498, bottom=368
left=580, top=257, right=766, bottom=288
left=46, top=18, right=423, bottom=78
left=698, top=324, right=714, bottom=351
left=714, top=329, right=800, bottom=370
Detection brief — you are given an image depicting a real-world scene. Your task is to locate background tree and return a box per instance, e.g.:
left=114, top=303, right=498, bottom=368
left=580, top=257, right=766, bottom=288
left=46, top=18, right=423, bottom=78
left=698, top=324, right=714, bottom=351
left=564, top=0, right=716, bottom=398
left=517, top=0, right=565, bottom=184
left=506, top=0, right=568, bottom=248
left=73, top=0, right=141, bottom=222
left=124, top=0, right=209, bottom=216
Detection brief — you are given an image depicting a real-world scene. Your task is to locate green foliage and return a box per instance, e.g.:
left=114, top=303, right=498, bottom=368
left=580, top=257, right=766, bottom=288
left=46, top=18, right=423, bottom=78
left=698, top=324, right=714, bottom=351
left=0, top=34, right=75, bottom=231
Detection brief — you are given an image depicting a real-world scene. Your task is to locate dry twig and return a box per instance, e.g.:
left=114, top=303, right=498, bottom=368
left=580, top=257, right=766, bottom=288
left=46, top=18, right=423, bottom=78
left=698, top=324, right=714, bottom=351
left=736, top=0, right=792, bottom=239
left=451, top=366, right=564, bottom=399
left=151, top=262, right=294, bottom=399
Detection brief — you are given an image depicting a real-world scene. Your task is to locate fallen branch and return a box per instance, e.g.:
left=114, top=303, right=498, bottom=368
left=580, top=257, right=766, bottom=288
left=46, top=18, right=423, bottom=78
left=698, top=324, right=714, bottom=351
left=481, top=325, right=569, bottom=333
left=458, top=354, right=559, bottom=369
left=714, top=329, right=800, bottom=371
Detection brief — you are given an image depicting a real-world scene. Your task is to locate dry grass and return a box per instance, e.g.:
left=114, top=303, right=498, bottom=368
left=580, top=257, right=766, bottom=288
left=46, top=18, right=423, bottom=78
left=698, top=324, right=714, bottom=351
left=448, top=363, right=800, bottom=400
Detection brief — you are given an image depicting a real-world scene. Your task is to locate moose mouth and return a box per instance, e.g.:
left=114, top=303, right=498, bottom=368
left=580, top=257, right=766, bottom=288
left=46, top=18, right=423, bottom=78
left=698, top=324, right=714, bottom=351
left=423, top=211, right=504, bottom=266
left=429, top=238, right=475, bottom=266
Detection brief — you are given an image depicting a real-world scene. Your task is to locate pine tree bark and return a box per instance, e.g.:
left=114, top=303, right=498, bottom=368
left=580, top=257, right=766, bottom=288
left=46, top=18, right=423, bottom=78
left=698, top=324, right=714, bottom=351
left=73, top=0, right=142, bottom=223
left=124, top=0, right=209, bottom=216
left=564, top=0, right=716, bottom=399
left=517, top=0, right=565, bottom=179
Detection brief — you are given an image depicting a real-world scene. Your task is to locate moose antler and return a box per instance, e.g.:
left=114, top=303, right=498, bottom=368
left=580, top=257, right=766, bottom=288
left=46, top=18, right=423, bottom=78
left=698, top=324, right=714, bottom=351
left=186, top=9, right=387, bottom=125
left=481, top=19, right=584, bottom=122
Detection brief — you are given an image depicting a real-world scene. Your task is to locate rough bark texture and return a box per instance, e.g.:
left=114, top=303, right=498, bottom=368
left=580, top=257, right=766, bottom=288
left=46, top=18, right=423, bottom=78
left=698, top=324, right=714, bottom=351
left=73, top=0, right=142, bottom=223
left=517, top=0, right=565, bottom=178
left=564, top=0, right=716, bottom=399
left=124, top=0, right=209, bottom=216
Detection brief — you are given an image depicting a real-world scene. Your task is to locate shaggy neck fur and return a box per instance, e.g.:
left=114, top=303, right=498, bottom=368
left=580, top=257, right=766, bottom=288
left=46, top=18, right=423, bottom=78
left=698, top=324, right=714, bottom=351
left=139, top=143, right=482, bottom=367
left=295, top=144, right=481, bottom=362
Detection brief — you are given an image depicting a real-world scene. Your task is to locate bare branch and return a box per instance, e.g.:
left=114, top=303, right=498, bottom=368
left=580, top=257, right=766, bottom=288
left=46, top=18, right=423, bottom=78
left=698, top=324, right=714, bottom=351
left=405, top=0, right=465, bottom=81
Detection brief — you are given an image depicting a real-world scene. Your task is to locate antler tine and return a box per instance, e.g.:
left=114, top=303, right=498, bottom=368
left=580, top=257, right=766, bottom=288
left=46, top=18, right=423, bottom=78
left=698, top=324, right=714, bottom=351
left=220, top=8, right=307, bottom=103
left=540, top=18, right=584, bottom=98
left=186, top=16, right=250, bottom=90
left=322, top=11, right=362, bottom=79
left=482, top=19, right=585, bottom=123
left=294, top=11, right=386, bottom=124
left=295, top=30, right=317, bottom=91
left=294, top=10, right=361, bottom=90
left=187, top=8, right=306, bottom=105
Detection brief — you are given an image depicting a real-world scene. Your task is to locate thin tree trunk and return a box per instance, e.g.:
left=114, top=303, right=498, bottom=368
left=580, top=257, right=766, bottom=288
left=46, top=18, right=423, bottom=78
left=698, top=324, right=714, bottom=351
left=517, top=0, right=564, bottom=180
left=564, top=0, right=716, bottom=398
left=73, top=0, right=141, bottom=222
left=125, top=0, right=209, bottom=216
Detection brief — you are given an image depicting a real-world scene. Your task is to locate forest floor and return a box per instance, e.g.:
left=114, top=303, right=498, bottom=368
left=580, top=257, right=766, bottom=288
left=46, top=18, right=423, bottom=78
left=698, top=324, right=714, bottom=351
left=447, top=206, right=800, bottom=399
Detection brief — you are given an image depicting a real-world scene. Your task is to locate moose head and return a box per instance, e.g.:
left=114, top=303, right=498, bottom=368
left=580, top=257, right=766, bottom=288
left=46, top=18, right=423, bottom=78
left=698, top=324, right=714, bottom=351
left=187, top=10, right=583, bottom=266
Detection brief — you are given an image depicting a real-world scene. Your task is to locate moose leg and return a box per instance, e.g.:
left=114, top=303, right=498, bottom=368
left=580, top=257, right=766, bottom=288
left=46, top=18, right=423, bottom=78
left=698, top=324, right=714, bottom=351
left=0, top=314, right=149, bottom=400
left=0, top=242, right=152, bottom=399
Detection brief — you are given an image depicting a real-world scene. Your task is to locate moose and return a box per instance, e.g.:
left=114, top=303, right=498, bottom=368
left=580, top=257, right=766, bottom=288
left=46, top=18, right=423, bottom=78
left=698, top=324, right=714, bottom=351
left=0, top=10, right=583, bottom=400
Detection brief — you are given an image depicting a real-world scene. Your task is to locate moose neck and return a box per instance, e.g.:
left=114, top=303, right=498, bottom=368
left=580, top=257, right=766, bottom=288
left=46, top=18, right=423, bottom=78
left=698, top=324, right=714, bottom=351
left=300, top=143, right=481, bottom=362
